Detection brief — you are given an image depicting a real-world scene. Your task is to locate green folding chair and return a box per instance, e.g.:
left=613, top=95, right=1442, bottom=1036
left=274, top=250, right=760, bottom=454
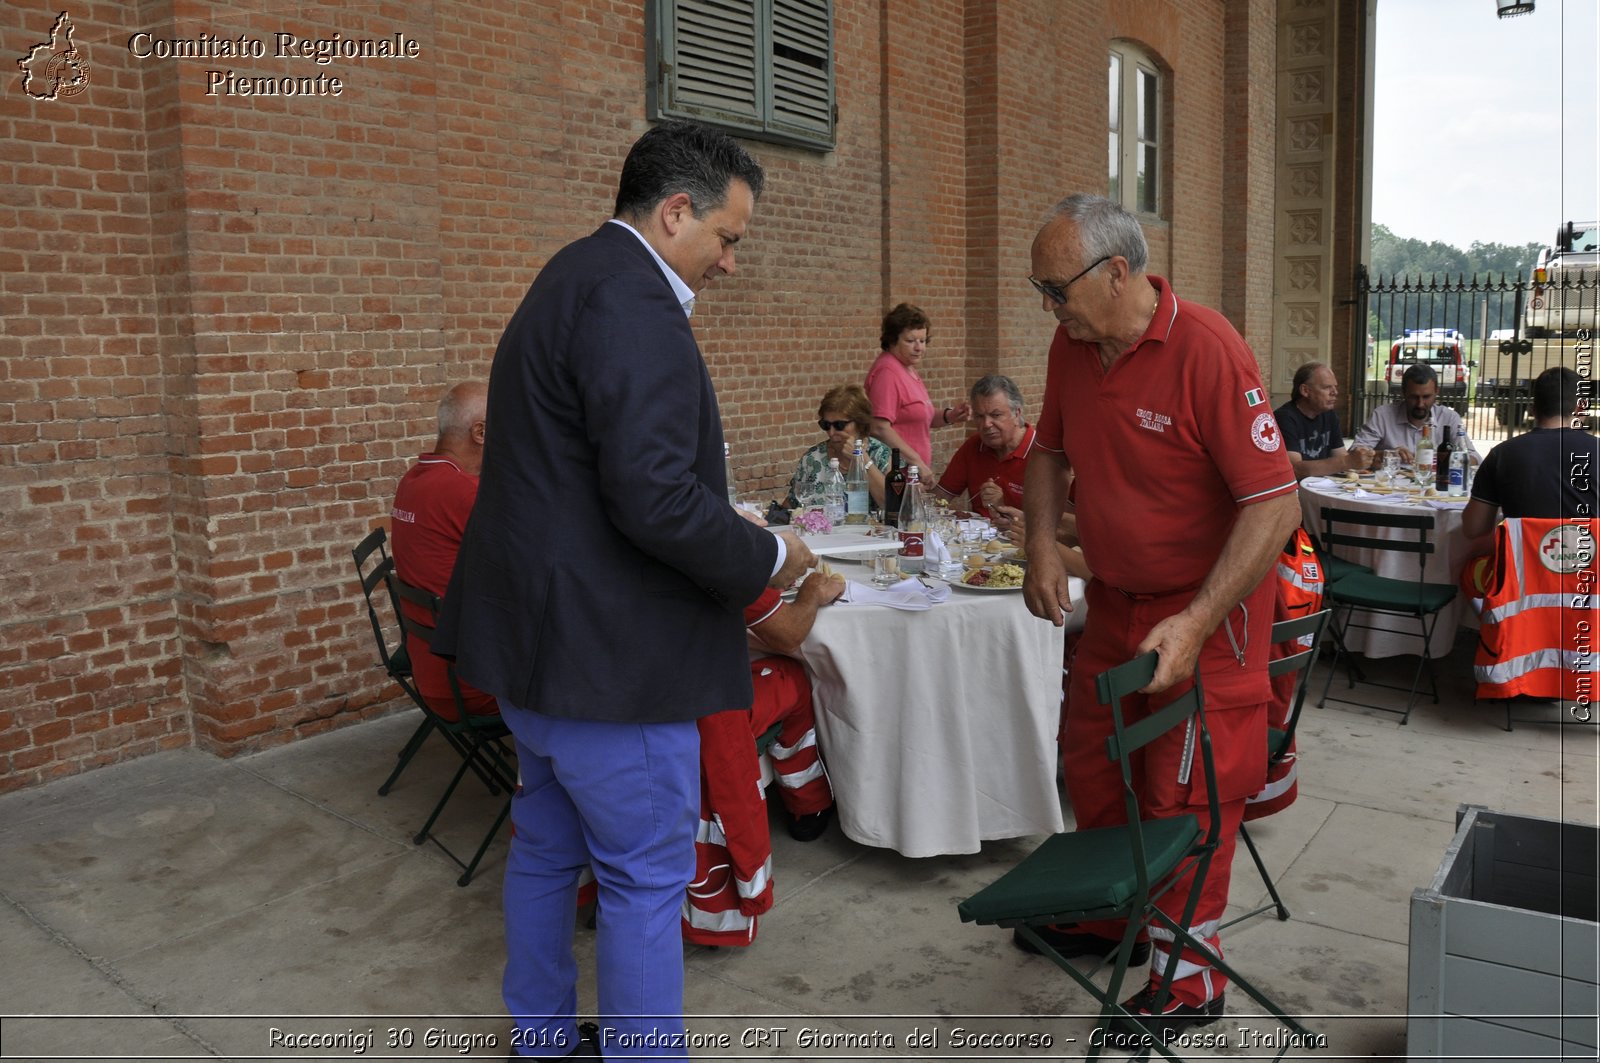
left=389, top=571, right=518, bottom=886
left=1222, top=609, right=1331, bottom=930
left=1317, top=506, right=1457, bottom=724
left=957, top=652, right=1313, bottom=1059
left=352, top=528, right=435, bottom=797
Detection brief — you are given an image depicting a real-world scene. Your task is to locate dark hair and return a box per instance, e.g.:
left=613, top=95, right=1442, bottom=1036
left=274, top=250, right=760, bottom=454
left=817, top=383, right=874, bottom=436
left=1533, top=365, right=1582, bottom=420
left=613, top=121, right=765, bottom=222
left=1400, top=362, right=1438, bottom=390
left=970, top=374, right=1023, bottom=415
left=879, top=302, right=931, bottom=352
left=1291, top=361, right=1326, bottom=398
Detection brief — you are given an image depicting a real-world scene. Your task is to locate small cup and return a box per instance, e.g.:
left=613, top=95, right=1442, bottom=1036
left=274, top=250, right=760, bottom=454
left=870, top=550, right=901, bottom=587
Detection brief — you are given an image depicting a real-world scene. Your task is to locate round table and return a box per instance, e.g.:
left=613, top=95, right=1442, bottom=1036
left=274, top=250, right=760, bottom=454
left=1298, top=475, right=1478, bottom=659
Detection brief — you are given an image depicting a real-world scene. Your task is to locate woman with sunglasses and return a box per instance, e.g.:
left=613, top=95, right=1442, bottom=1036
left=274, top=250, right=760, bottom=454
left=786, top=384, right=890, bottom=510
left=864, top=302, right=971, bottom=473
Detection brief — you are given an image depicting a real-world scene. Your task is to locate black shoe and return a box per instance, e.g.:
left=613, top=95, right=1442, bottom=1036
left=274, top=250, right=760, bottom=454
left=1011, top=924, right=1151, bottom=966
left=787, top=807, right=833, bottom=842
left=1103, top=987, right=1224, bottom=1047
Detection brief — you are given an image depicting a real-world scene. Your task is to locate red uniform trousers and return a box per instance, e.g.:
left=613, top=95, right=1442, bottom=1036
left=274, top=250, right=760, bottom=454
left=1064, top=579, right=1271, bottom=1006
left=682, top=656, right=832, bottom=946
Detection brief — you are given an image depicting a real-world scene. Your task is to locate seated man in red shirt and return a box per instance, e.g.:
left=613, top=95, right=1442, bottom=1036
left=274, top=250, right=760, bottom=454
left=389, top=381, right=495, bottom=720
left=684, top=565, right=846, bottom=947
left=935, top=374, right=1037, bottom=519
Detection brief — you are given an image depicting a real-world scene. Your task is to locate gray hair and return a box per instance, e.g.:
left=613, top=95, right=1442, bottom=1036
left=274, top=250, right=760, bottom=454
left=970, top=374, right=1024, bottom=416
left=1041, top=193, right=1149, bottom=275
left=436, top=382, right=487, bottom=438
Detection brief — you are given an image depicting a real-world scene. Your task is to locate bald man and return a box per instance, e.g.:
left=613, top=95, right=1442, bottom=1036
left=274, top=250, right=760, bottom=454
left=390, top=381, right=497, bottom=718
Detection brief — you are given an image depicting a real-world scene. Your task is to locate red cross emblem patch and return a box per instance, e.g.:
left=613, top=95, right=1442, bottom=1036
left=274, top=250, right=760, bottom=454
left=1251, top=412, right=1281, bottom=453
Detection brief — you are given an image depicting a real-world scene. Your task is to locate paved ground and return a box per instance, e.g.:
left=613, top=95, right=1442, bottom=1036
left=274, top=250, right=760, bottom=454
left=2, top=631, right=1595, bottom=1062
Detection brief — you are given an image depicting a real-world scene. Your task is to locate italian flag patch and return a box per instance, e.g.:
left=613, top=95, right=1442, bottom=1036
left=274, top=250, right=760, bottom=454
left=1244, top=388, right=1265, bottom=407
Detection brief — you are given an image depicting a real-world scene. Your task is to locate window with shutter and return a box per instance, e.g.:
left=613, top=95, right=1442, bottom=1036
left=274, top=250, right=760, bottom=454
left=649, top=0, right=836, bottom=151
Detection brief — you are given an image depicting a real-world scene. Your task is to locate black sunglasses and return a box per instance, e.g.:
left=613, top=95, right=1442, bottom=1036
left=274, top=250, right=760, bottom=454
left=818, top=419, right=853, bottom=432
left=1027, top=255, right=1111, bottom=305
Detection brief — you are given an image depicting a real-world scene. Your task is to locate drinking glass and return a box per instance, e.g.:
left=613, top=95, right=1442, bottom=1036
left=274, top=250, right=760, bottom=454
left=870, top=549, right=901, bottom=587
left=1378, top=453, right=1399, bottom=485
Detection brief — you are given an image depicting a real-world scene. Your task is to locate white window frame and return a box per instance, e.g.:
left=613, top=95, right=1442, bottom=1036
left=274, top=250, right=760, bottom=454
left=1108, top=41, right=1162, bottom=218
left=648, top=0, right=835, bottom=151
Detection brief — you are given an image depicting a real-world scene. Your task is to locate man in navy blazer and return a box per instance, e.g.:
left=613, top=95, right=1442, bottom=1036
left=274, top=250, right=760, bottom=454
left=433, top=122, right=815, bottom=1059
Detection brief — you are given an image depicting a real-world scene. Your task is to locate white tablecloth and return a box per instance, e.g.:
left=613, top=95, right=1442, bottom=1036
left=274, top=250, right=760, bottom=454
left=796, top=575, right=1081, bottom=857
left=1299, top=477, right=1475, bottom=658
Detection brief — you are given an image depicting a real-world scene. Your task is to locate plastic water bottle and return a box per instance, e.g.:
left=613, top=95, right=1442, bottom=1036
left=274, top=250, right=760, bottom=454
left=844, top=440, right=870, bottom=525
left=823, top=458, right=847, bottom=526
left=1448, top=448, right=1467, bottom=497
left=723, top=442, right=737, bottom=505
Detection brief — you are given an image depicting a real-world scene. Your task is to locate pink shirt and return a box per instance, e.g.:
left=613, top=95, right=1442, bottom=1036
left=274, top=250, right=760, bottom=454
left=865, top=350, right=934, bottom=464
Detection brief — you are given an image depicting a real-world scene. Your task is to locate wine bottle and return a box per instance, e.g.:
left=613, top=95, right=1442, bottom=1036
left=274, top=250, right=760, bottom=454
left=884, top=448, right=905, bottom=528
left=1434, top=426, right=1453, bottom=493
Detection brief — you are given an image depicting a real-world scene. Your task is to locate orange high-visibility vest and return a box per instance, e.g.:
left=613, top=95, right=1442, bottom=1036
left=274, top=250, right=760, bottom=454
left=1475, top=518, right=1599, bottom=701
left=1246, top=528, right=1325, bottom=821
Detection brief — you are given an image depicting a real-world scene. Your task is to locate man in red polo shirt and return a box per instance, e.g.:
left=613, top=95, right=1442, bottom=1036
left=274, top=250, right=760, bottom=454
left=935, top=374, right=1037, bottom=519
left=1020, top=195, right=1301, bottom=1042
left=390, top=381, right=496, bottom=719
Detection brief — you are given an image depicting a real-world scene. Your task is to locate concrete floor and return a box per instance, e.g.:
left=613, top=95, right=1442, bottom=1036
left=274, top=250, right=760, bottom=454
left=3, top=631, right=1595, bottom=1062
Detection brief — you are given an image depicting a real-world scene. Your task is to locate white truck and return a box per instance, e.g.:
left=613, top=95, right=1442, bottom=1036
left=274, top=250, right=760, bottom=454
left=1524, top=220, right=1598, bottom=338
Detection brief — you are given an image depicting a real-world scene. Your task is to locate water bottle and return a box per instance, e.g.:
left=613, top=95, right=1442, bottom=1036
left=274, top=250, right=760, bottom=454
left=823, top=458, right=847, bottom=526
left=1448, top=448, right=1467, bottom=497
left=898, top=466, right=926, bottom=572
left=723, top=442, right=737, bottom=505
left=844, top=440, right=870, bottom=525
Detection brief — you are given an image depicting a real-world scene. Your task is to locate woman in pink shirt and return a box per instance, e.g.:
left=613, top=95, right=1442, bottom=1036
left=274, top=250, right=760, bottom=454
left=864, top=302, right=970, bottom=472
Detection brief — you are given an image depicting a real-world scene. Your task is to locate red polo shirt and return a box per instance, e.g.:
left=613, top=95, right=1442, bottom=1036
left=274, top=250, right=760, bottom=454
left=1035, top=276, right=1296, bottom=596
left=937, top=424, right=1036, bottom=518
left=391, top=454, right=495, bottom=719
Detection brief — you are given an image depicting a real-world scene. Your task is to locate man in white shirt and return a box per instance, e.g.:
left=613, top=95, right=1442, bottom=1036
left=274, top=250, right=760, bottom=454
left=1352, top=362, right=1481, bottom=465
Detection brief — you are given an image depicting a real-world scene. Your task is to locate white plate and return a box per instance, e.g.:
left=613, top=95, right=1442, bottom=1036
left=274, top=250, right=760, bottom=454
left=950, top=579, right=1024, bottom=592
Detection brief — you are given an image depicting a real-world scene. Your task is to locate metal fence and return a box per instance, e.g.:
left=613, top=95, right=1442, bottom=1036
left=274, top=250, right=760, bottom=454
left=1352, top=266, right=1598, bottom=446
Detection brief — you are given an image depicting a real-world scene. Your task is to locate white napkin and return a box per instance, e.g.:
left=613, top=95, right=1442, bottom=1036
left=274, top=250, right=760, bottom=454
left=924, top=530, right=952, bottom=564
left=1425, top=497, right=1469, bottom=510
left=837, top=577, right=951, bottom=611
left=1301, top=476, right=1341, bottom=490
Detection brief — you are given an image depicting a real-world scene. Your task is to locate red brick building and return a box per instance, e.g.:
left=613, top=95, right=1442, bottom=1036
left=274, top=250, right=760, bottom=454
left=1, top=0, right=1370, bottom=790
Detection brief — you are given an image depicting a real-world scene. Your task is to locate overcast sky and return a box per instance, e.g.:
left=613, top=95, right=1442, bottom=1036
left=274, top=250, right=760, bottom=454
left=1371, top=0, right=1599, bottom=249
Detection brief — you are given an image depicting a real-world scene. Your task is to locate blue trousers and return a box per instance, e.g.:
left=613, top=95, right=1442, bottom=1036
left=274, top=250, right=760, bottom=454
left=499, top=702, right=699, bottom=1060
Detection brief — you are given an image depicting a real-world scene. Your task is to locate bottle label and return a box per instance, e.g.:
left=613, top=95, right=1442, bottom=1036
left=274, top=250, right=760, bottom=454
left=899, top=529, right=924, bottom=557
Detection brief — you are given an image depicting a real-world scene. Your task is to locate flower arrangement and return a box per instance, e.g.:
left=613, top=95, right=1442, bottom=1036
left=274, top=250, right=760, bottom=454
left=793, top=508, right=832, bottom=534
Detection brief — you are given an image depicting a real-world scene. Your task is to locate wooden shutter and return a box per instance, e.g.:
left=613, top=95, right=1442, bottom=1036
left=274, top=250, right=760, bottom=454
left=768, top=0, right=833, bottom=144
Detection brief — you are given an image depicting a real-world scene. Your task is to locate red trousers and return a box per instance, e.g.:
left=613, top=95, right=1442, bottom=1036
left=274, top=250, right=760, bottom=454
left=1063, top=579, right=1271, bottom=1005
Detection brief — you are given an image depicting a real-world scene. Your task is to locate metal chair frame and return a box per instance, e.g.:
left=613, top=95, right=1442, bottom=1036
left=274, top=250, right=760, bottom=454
left=1316, top=506, right=1457, bottom=725
left=1221, top=609, right=1331, bottom=931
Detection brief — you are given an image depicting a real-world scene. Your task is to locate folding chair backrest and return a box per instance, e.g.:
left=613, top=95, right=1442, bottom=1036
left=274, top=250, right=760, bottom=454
left=1094, top=652, right=1219, bottom=884
left=353, top=527, right=409, bottom=679
left=1319, top=506, right=1435, bottom=558
left=1266, top=609, right=1331, bottom=762
left=388, top=570, right=496, bottom=734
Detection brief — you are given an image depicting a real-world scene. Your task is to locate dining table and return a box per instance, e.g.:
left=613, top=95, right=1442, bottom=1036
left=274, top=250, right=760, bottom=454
left=789, top=527, right=1082, bottom=857
left=1298, top=473, right=1482, bottom=658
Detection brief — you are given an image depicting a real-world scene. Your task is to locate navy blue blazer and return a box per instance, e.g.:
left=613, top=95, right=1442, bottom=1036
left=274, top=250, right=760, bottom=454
left=432, top=222, right=779, bottom=722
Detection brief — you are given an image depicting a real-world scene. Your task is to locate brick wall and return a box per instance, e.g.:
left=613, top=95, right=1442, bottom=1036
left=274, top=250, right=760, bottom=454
left=1, top=0, right=1289, bottom=791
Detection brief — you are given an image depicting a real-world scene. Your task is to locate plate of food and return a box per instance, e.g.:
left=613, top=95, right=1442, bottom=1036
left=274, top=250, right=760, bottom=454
left=953, top=562, right=1027, bottom=592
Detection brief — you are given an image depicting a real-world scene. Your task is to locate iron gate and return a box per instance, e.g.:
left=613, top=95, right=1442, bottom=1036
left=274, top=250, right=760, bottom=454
left=1352, top=266, right=1597, bottom=446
